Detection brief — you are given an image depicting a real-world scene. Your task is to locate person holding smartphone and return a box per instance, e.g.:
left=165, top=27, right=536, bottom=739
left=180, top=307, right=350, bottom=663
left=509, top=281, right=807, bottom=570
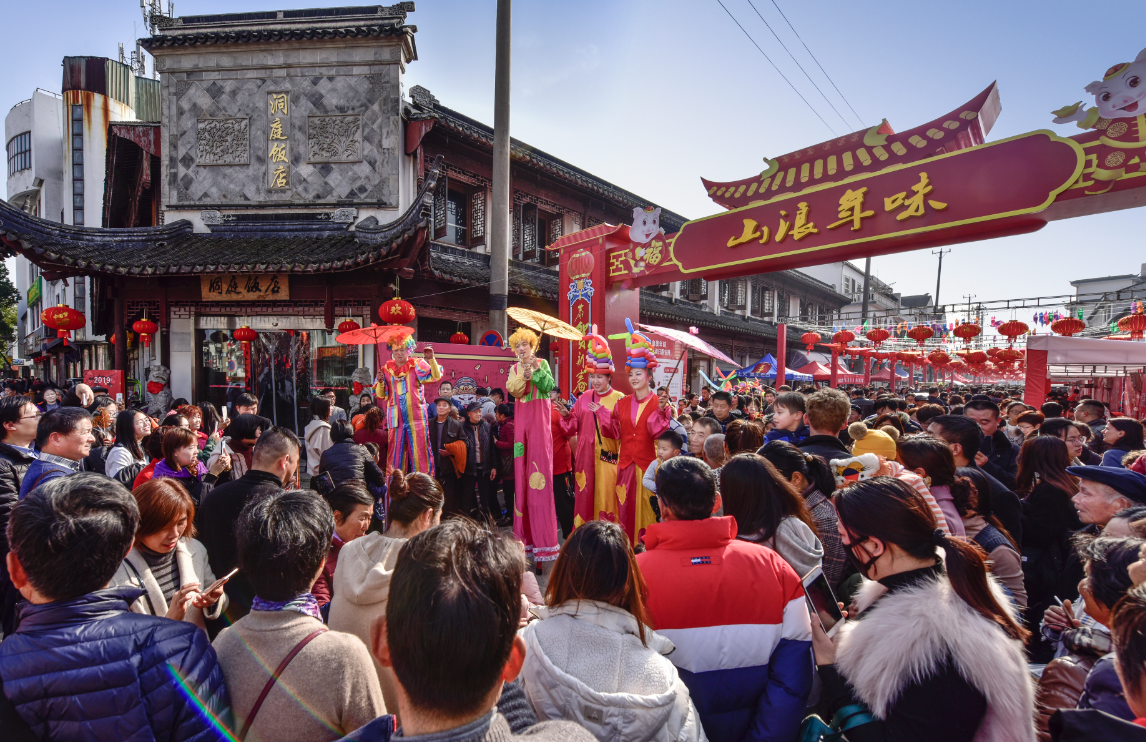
left=808, top=476, right=1036, bottom=741
left=109, top=478, right=228, bottom=631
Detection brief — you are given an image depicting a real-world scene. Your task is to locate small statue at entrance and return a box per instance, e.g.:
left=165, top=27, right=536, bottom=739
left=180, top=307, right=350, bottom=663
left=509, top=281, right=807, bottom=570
left=374, top=331, right=441, bottom=477
left=145, top=363, right=172, bottom=418
left=506, top=327, right=560, bottom=563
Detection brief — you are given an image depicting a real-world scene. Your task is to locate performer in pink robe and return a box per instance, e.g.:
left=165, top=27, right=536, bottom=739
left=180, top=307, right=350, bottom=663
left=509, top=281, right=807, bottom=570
left=600, top=319, right=672, bottom=546
left=557, top=326, right=623, bottom=528
left=506, top=328, right=560, bottom=563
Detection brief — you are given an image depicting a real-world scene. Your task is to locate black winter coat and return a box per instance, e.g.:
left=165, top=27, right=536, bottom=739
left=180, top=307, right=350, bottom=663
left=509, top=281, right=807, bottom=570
left=319, top=439, right=386, bottom=488
left=981, top=429, right=1020, bottom=490
left=0, top=442, right=35, bottom=635
left=0, top=586, right=231, bottom=741
left=198, top=469, right=284, bottom=616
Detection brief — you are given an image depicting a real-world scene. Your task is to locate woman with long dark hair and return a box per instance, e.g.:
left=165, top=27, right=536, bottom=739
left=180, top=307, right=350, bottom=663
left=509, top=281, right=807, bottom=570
left=327, top=470, right=444, bottom=715
left=105, top=409, right=153, bottom=482
left=1100, top=417, right=1146, bottom=468
left=519, top=520, right=704, bottom=742
left=758, top=441, right=846, bottom=586
left=1018, top=436, right=1083, bottom=642
left=951, top=466, right=1026, bottom=610
left=895, top=434, right=966, bottom=537
left=720, top=453, right=823, bottom=579
left=810, top=476, right=1035, bottom=741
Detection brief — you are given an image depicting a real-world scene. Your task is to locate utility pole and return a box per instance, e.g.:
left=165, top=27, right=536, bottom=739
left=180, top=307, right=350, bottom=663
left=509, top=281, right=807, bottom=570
left=488, top=0, right=511, bottom=339
left=963, top=294, right=976, bottom=323
left=860, top=257, right=872, bottom=325
left=932, top=248, right=950, bottom=315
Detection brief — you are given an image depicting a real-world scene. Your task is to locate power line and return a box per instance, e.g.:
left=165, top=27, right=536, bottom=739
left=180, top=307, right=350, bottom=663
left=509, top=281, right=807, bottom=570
left=713, top=0, right=836, bottom=135
left=766, top=0, right=866, bottom=128
left=743, top=0, right=852, bottom=130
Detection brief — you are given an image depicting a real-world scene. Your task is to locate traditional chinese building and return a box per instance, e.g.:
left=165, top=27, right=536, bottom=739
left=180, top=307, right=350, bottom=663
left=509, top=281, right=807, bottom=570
left=1, top=3, right=848, bottom=423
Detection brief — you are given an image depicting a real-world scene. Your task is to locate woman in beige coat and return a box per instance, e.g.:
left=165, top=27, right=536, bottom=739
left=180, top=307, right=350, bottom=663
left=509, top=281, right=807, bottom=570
left=328, top=470, right=444, bottom=717
left=110, top=478, right=228, bottom=630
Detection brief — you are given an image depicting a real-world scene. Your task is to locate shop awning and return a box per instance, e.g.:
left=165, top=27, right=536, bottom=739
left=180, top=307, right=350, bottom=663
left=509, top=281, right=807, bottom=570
left=742, top=353, right=813, bottom=382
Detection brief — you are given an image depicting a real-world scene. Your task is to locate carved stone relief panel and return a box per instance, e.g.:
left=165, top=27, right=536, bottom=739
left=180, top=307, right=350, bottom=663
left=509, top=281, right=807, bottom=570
left=308, top=115, right=363, bottom=163
left=196, top=118, right=250, bottom=165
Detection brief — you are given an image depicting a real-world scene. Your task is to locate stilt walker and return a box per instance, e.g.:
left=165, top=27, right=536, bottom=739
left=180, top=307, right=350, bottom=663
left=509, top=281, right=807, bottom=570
left=374, top=330, right=441, bottom=480
left=602, top=319, right=672, bottom=546
left=557, top=325, right=622, bottom=528
left=506, top=328, right=560, bottom=563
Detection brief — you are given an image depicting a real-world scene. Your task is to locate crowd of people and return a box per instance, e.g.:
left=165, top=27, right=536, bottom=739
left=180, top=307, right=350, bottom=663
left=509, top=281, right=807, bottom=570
left=4, top=332, right=1146, bottom=741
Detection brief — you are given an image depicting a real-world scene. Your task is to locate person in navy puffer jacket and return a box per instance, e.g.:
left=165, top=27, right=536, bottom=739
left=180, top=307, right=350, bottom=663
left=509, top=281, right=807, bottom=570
left=1, top=472, right=232, bottom=741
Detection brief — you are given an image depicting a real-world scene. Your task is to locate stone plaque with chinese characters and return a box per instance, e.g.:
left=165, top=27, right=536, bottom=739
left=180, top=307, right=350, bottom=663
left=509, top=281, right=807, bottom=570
left=267, top=92, right=291, bottom=191
left=201, top=274, right=289, bottom=301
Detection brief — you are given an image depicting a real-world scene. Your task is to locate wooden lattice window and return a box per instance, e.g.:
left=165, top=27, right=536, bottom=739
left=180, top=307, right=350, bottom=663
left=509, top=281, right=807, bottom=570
left=471, top=189, right=485, bottom=239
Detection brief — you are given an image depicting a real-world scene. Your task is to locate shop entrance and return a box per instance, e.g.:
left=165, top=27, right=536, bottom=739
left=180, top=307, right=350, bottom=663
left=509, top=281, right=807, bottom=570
left=197, top=325, right=362, bottom=434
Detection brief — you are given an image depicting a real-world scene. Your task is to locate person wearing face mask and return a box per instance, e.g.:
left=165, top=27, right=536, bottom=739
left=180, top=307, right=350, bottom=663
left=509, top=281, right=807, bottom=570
left=557, top=326, right=624, bottom=528
left=809, top=476, right=1036, bottom=742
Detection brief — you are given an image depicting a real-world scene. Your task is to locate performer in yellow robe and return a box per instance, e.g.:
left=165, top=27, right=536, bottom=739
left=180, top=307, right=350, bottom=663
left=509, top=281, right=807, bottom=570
left=557, top=326, right=623, bottom=527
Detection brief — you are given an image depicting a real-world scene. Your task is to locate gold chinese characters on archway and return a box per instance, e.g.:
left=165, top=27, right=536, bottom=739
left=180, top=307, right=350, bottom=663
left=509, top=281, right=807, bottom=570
left=200, top=274, right=290, bottom=301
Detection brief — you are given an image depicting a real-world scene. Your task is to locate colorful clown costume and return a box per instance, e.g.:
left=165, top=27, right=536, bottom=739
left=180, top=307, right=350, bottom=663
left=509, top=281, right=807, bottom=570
left=375, top=354, right=442, bottom=476
left=558, top=325, right=623, bottom=527
left=507, top=357, right=560, bottom=562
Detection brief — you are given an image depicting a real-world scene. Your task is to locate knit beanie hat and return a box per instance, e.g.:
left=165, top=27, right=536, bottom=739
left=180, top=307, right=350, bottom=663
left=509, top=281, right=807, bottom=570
left=848, top=421, right=899, bottom=459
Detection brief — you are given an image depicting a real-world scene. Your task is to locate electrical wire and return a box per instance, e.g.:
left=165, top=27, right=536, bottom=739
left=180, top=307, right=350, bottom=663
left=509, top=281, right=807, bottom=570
left=766, top=0, right=866, bottom=128
left=743, top=0, right=853, bottom=130
left=714, top=0, right=836, bottom=135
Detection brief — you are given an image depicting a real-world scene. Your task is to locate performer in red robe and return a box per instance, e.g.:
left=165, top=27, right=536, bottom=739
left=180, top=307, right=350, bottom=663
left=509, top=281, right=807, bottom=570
left=601, top=319, right=672, bottom=545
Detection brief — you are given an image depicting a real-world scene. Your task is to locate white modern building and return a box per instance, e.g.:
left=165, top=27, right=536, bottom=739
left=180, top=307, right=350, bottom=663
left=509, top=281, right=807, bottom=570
left=4, top=57, right=158, bottom=376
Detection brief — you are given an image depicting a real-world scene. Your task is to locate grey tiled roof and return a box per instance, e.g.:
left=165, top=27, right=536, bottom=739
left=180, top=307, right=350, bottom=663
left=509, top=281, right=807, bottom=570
left=426, top=245, right=558, bottom=300
left=0, top=158, right=443, bottom=276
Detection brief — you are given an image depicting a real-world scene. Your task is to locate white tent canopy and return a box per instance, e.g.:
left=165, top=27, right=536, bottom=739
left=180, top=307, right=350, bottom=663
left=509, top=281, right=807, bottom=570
left=1028, top=335, right=1146, bottom=378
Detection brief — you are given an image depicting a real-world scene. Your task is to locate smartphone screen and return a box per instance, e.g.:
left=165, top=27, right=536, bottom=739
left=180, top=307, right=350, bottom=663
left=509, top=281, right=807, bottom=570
left=804, top=570, right=844, bottom=634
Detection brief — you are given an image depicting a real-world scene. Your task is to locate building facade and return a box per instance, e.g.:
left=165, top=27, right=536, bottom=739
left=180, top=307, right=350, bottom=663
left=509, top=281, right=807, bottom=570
left=2, top=3, right=850, bottom=423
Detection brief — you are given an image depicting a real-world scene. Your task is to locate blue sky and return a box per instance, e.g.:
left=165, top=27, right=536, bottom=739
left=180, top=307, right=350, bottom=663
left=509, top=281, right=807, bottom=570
left=5, top=0, right=1146, bottom=315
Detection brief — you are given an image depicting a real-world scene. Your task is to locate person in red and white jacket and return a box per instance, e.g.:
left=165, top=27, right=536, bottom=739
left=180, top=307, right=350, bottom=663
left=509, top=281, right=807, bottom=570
left=635, top=456, right=813, bottom=742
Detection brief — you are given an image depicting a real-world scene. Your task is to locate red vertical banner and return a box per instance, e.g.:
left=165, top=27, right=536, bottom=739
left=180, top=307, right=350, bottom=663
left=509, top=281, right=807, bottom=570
left=775, top=324, right=786, bottom=388
left=553, top=226, right=641, bottom=396
left=1023, top=349, right=1048, bottom=407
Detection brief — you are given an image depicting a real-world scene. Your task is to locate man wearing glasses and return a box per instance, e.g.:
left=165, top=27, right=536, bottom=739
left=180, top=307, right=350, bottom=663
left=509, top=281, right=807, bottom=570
left=0, top=396, right=41, bottom=634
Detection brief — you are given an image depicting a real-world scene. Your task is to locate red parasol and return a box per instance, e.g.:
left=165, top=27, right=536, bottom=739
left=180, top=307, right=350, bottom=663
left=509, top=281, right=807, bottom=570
left=336, top=324, right=415, bottom=346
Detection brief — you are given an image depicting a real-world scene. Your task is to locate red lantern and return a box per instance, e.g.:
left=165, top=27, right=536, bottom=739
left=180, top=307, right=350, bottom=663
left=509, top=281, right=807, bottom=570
left=865, top=328, right=890, bottom=348
left=800, top=332, right=821, bottom=352
left=40, top=304, right=85, bottom=346
left=451, top=332, right=470, bottom=345
left=379, top=298, right=416, bottom=325
left=996, top=320, right=1029, bottom=346
left=965, top=350, right=988, bottom=364
left=907, top=326, right=934, bottom=346
left=952, top=323, right=981, bottom=345
left=567, top=249, right=595, bottom=280
left=1118, top=312, right=1146, bottom=340
left=132, top=318, right=158, bottom=348
left=338, top=319, right=361, bottom=334
left=832, top=330, right=855, bottom=345
left=1051, top=317, right=1085, bottom=337
left=928, top=350, right=950, bottom=366
left=232, top=326, right=257, bottom=344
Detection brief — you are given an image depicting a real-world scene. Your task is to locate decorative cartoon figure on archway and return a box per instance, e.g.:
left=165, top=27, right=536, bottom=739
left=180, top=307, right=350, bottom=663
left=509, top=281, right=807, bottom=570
left=506, top=327, right=560, bottom=563
left=628, top=206, right=666, bottom=277
left=600, top=319, right=673, bottom=546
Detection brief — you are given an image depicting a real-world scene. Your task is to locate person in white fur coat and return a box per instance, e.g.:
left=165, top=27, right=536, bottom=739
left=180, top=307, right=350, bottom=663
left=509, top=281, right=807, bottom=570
left=808, top=476, right=1036, bottom=742
left=519, top=520, right=706, bottom=742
